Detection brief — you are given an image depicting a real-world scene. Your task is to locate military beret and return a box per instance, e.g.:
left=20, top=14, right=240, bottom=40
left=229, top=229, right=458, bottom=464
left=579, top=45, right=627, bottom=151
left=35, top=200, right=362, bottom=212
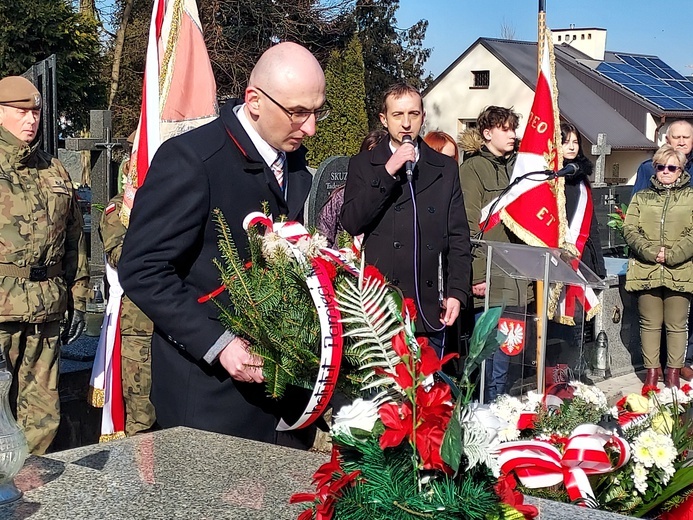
left=0, top=76, right=41, bottom=109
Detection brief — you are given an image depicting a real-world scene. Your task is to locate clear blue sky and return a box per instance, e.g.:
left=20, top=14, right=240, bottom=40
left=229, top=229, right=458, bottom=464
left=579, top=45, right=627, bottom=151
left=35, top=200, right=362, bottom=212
left=396, top=0, right=692, bottom=78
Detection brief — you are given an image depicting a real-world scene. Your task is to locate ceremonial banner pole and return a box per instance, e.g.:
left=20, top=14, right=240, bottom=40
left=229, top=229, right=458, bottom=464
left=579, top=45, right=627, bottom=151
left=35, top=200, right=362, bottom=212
left=477, top=0, right=565, bottom=395
left=538, top=0, right=545, bottom=73
left=535, top=0, right=547, bottom=394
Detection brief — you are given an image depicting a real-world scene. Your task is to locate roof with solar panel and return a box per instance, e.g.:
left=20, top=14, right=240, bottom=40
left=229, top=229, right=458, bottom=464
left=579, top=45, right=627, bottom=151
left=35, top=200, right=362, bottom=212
left=424, top=29, right=690, bottom=151
left=595, top=54, right=693, bottom=111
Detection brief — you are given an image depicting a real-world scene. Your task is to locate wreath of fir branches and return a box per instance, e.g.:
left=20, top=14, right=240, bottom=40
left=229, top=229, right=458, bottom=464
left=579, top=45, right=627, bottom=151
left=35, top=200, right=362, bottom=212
left=212, top=208, right=334, bottom=399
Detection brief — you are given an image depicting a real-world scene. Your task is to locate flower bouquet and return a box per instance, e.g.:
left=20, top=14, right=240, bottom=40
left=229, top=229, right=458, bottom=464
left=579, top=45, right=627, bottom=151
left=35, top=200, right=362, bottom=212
left=291, top=270, right=537, bottom=519
left=210, top=208, right=358, bottom=406
left=490, top=381, right=693, bottom=518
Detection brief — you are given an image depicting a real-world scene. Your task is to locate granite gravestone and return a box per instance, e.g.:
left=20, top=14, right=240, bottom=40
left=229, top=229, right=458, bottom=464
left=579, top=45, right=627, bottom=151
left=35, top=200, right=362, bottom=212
left=306, top=155, right=350, bottom=228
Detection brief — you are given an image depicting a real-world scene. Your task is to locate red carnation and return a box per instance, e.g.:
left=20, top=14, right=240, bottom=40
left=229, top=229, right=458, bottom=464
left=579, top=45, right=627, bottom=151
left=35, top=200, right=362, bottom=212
left=495, top=473, right=539, bottom=519
left=641, top=384, right=660, bottom=396
left=363, top=265, right=386, bottom=285
left=379, top=402, right=413, bottom=449
left=403, top=298, right=418, bottom=320
left=313, top=257, right=338, bottom=281
left=391, top=331, right=410, bottom=359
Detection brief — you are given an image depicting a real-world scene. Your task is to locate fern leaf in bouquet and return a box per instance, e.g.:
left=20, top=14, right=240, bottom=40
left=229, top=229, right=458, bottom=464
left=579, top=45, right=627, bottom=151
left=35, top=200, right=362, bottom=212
left=335, top=273, right=403, bottom=399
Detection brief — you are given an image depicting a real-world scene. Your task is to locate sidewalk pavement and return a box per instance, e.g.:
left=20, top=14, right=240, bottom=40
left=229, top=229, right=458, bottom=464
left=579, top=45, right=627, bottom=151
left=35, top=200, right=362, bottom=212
left=594, top=369, right=691, bottom=405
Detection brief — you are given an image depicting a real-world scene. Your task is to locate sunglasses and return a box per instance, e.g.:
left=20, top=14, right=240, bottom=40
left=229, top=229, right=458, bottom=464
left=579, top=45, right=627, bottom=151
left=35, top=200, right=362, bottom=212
left=655, top=164, right=681, bottom=173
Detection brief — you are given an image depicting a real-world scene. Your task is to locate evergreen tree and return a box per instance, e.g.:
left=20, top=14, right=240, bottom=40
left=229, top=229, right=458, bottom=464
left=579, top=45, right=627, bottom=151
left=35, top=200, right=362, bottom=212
left=109, top=0, right=353, bottom=134
left=354, top=0, right=432, bottom=128
left=0, top=0, right=106, bottom=134
left=305, top=34, right=369, bottom=168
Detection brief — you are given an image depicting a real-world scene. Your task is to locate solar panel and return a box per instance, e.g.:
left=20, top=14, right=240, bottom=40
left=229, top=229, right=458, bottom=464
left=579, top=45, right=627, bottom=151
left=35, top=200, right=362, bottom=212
left=596, top=55, right=693, bottom=112
left=655, top=97, right=689, bottom=110
left=629, top=84, right=662, bottom=97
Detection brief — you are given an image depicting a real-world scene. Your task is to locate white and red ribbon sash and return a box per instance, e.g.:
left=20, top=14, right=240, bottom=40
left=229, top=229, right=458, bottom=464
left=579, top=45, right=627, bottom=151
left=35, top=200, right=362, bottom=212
left=242, top=212, right=344, bottom=431
left=558, top=184, right=600, bottom=321
left=498, top=424, right=630, bottom=504
left=88, top=260, right=126, bottom=441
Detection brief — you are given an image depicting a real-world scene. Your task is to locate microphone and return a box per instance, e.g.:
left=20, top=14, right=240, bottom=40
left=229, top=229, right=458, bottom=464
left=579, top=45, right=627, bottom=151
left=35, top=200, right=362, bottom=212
left=402, top=135, right=414, bottom=183
left=553, top=162, right=579, bottom=178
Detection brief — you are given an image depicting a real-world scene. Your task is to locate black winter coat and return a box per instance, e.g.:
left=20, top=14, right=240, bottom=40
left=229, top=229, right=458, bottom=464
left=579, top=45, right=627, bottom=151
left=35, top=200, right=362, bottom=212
left=340, top=137, right=472, bottom=333
left=119, top=100, right=313, bottom=445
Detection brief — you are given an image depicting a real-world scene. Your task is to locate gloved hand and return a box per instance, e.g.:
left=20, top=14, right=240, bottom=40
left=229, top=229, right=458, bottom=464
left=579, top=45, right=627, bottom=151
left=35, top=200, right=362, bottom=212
left=64, top=310, right=86, bottom=344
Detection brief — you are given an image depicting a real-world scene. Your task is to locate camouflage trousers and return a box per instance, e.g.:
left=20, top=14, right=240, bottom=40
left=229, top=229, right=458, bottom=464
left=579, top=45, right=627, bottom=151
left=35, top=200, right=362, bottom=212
left=0, top=321, right=60, bottom=455
left=121, top=334, right=155, bottom=436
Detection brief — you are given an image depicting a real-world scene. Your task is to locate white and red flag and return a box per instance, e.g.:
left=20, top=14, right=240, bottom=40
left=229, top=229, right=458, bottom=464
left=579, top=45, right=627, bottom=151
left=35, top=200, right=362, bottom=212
left=478, top=27, right=599, bottom=323
left=479, top=29, right=563, bottom=247
left=121, top=0, right=218, bottom=224
left=89, top=0, right=218, bottom=441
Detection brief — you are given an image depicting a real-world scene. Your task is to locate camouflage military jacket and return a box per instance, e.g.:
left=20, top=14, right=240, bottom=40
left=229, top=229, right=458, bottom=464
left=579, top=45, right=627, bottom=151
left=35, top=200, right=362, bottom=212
left=99, top=192, right=153, bottom=336
left=0, top=126, right=89, bottom=322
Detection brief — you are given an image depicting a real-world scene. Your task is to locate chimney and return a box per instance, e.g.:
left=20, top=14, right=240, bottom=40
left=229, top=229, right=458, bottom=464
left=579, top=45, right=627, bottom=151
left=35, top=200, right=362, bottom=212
left=552, top=27, right=606, bottom=61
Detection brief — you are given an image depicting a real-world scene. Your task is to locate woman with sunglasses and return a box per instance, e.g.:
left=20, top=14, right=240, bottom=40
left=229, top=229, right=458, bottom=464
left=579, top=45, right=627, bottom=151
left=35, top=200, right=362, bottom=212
left=624, top=144, right=693, bottom=389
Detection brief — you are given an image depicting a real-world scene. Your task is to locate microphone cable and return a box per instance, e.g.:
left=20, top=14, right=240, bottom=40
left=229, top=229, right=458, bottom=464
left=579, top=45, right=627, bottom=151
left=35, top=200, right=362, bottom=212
left=407, top=180, right=446, bottom=359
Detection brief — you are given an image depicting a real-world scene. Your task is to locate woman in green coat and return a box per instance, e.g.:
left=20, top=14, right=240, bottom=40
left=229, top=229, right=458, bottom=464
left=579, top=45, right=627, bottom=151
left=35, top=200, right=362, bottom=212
left=624, top=144, right=693, bottom=389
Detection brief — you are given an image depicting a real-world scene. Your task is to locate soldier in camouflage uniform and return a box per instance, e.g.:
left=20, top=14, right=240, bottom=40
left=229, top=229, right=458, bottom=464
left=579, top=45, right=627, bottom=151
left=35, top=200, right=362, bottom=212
left=100, top=192, right=156, bottom=435
left=0, top=76, right=89, bottom=454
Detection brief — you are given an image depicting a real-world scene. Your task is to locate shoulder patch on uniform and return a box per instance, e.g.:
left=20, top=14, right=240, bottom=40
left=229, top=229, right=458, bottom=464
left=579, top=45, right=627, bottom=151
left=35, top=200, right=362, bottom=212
left=104, top=202, right=117, bottom=215
left=48, top=177, right=70, bottom=195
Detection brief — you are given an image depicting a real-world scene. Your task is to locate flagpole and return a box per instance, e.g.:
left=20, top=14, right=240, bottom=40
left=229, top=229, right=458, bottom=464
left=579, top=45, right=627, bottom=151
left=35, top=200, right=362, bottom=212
left=538, top=0, right=545, bottom=74
left=536, top=0, right=547, bottom=394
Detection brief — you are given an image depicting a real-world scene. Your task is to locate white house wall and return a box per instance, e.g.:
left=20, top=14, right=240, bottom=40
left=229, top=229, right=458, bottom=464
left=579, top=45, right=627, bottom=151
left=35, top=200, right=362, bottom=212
left=423, top=44, right=535, bottom=146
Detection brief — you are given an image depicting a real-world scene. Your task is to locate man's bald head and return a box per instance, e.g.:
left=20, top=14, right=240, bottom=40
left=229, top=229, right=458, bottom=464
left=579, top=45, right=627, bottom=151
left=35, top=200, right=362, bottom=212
left=244, top=42, right=327, bottom=153
left=248, top=42, right=324, bottom=93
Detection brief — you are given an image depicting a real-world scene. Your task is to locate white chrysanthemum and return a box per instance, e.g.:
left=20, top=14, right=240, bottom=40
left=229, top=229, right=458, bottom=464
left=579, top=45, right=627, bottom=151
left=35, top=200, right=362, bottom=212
left=490, top=395, right=525, bottom=424
left=331, top=398, right=379, bottom=437
left=261, top=232, right=292, bottom=263
left=633, top=443, right=654, bottom=467
left=571, top=381, right=608, bottom=410
left=651, top=436, right=677, bottom=469
left=309, top=233, right=328, bottom=255
left=341, top=249, right=356, bottom=264
left=637, top=429, right=658, bottom=448
left=525, top=391, right=543, bottom=412
left=662, top=463, right=676, bottom=482
left=295, top=234, right=328, bottom=258
left=632, top=464, right=649, bottom=494
left=498, top=424, right=521, bottom=442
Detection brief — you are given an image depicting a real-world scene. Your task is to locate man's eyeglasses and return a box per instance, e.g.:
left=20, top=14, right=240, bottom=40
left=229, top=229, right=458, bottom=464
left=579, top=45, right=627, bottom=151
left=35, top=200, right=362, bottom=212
left=256, top=87, right=330, bottom=124
left=655, top=164, right=681, bottom=173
